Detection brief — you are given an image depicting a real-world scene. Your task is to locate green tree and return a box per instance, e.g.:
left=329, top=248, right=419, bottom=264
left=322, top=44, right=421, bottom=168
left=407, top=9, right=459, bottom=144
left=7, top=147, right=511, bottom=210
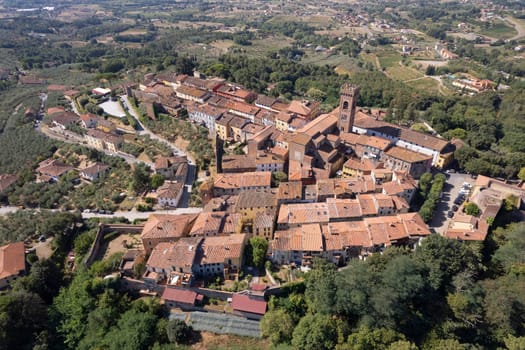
left=463, top=203, right=480, bottom=216
left=150, top=173, right=165, bottom=190
left=518, top=167, right=525, bottom=181
left=102, top=309, right=158, bottom=350
left=418, top=172, right=433, bottom=198
left=261, top=309, right=295, bottom=345
left=415, top=234, right=481, bottom=292
left=129, top=163, right=151, bottom=194
left=247, top=236, right=268, bottom=268
left=422, top=339, right=467, bottom=350
left=492, top=223, right=525, bottom=273
left=14, top=259, right=63, bottom=303
left=0, top=290, right=48, bottom=350
left=165, top=319, right=192, bottom=344
left=291, top=314, right=339, bottom=350
left=272, top=171, right=288, bottom=187
left=341, top=327, right=407, bottom=350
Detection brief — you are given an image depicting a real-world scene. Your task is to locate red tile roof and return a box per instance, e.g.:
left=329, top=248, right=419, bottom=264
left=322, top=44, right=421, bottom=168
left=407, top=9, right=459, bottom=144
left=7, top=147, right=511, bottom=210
left=0, top=242, right=25, bottom=280
left=231, top=294, right=267, bottom=315
left=162, top=287, right=198, bottom=305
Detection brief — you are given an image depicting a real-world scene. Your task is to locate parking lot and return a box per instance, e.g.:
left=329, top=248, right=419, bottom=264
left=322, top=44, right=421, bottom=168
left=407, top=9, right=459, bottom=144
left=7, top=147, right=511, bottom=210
left=430, top=172, right=475, bottom=234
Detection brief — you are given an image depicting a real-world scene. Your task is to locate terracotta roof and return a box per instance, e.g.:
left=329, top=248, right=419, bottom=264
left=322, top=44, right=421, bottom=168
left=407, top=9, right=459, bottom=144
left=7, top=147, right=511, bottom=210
left=157, top=181, right=184, bottom=199
left=297, top=113, right=338, bottom=138
left=217, top=84, right=255, bottom=99
left=80, top=162, right=109, bottom=178
left=326, top=198, right=363, bottom=219
left=357, top=135, right=392, bottom=150
left=190, top=212, right=227, bottom=236
left=50, top=111, right=79, bottom=126
left=214, top=172, right=271, bottom=190
left=154, top=156, right=186, bottom=171
left=287, top=100, right=319, bottom=117
left=254, top=213, right=275, bottom=229
left=340, top=132, right=360, bottom=146
left=188, top=103, right=226, bottom=117
left=229, top=116, right=249, bottom=130
left=141, top=214, right=197, bottom=240
left=228, top=101, right=260, bottom=116
left=176, top=85, right=209, bottom=99
left=385, top=146, right=432, bottom=163
left=47, top=106, right=65, bottom=115
left=147, top=238, right=202, bottom=273
left=278, top=202, right=330, bottom=226
left=237, top=190, right=276, bottom=210
left=278, top=182, right=303, bottom=201
left=231, top=294, right=267, bottom=315
left=324, top=221, right=372, bottom=248
left=344, top=158, right=377, bottom=172
left=37, top=159, right=74, bottom=178
left=222, top=213, right=242, bottom=234
left=276, top=112, right=293, bottom=123
left=0, top=242, right=25, bottom=280
left=0, top=174, right=17, bottom=192
left=255, top=95, right=277, bottom=108
left=79, top=113, right=98, bottom=122
left=271, top=101, right=290, bottom=112
left=221, top=155, right=256, bottom=172
left=215, top=113, right=235, bottom=126
left=87, top=129, right=122, bottom=145
left=162, top=287, right=198, bottom=305
left=291, top=133, right=311, bottom=146
left=197, top=234, right=246, bottom=265
left=273, top=224, right=324, bottom=252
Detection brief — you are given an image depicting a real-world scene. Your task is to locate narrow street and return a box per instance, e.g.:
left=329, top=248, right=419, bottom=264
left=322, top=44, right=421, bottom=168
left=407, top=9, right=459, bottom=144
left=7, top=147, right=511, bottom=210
left=0, top=205, right=202, bottom=220
left=120, top=95, right=197, bottom=205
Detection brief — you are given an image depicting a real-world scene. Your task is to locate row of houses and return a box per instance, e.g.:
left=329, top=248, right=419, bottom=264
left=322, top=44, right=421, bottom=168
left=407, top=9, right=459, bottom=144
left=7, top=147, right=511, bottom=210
left=35, top=158, right=110, bottom=183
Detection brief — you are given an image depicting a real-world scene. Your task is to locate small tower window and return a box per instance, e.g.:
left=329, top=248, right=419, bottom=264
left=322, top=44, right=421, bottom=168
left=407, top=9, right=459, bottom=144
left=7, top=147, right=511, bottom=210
left=342, top=101, right=349, bottom=110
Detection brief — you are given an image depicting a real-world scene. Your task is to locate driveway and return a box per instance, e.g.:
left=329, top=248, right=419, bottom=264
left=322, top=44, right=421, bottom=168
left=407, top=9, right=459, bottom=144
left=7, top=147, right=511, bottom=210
left=429, top=172, right=474, bottom=234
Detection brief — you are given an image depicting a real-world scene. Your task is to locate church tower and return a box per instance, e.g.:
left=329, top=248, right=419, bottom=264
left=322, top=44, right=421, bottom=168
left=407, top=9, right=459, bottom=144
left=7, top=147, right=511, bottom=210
left=338, top=83, right=360, bottom=134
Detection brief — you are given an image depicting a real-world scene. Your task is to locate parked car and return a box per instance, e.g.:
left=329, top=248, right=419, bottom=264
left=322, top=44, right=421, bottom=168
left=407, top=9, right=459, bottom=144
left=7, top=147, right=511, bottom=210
left=447, top=211, right=454, bottom=218
left=454, top=197, right=464, bottom=205
left=452, top=205, right=459, bottom=212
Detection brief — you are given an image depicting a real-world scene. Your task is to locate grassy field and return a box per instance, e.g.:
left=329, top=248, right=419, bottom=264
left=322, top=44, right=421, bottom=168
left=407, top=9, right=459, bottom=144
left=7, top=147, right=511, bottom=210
left=478, top=20, right=517, bottom=39
left=241, top=36, right=295, bottom=57
left=378, top=53, right=402, bottom=68
left=386, top=65, right=424, bottom=81
left=406, top=77, right=450, bottom=95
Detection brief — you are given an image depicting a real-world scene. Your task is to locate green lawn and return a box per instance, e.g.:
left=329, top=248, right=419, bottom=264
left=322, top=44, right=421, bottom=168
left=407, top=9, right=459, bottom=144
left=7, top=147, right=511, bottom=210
left=405, top=77, right=450, bottom=95
left=478, top=21, right=517, bottom=39
left=386, top=65, right=423, bottom=81
left=378, top=53, right=402, bottom=68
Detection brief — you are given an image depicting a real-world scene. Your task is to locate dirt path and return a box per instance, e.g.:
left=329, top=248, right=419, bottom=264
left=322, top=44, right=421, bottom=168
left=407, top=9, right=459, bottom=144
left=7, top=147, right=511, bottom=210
left=506, top=16, right=525, bottom=41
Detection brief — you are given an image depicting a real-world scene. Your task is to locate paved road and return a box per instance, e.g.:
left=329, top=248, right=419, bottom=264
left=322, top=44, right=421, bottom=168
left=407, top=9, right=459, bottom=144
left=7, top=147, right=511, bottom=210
left=429, top=172, right=474, bottom=234
left=82, top=207, right=202, bottom=221
left=121, top=95, right=197, bottom=205
left=38, top=125, right=145, bottom=166
left=0, top=206, right=202, bottom=220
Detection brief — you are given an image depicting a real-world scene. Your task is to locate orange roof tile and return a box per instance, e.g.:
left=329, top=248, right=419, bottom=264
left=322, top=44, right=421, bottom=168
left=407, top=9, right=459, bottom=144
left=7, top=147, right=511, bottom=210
left=0, top=242, right=25, bottom=280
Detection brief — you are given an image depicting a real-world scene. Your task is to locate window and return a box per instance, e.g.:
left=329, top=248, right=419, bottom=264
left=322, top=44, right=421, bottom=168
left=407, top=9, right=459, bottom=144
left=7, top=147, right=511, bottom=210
left=342, top=101, right=349, bottom=110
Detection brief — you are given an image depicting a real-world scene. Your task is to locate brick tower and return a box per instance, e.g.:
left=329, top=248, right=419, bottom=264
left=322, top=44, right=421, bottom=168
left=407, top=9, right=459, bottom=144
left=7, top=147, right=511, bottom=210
left=337, top=83, right=360, bottom=134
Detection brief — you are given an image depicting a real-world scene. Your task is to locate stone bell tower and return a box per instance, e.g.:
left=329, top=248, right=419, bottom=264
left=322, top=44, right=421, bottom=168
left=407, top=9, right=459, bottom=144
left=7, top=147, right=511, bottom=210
left=337, top=83, right=360, bottom=134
